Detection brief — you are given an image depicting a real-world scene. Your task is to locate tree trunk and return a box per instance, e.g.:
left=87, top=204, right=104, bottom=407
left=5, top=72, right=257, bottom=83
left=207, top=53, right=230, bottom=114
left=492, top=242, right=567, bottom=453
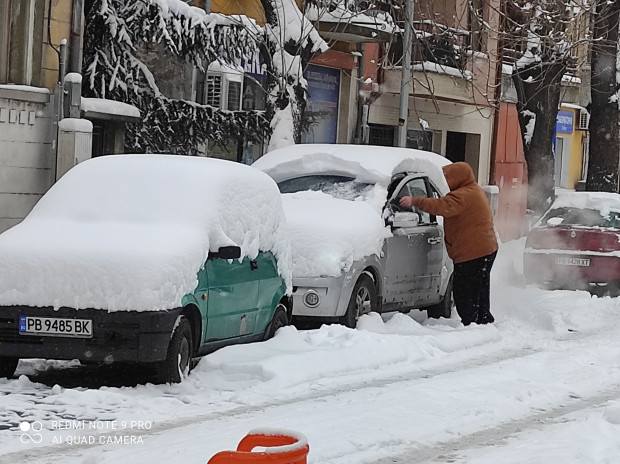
left=513, top=61, right=565, bottom=216
left=586, top=2, right=620, bottom=192
left=259, top=0, right=307, bottom=145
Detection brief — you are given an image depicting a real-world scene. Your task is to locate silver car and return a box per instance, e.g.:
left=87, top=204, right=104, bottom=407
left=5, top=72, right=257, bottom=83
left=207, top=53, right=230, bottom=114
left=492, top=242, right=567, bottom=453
left=253, top=144, right=454, bottom=328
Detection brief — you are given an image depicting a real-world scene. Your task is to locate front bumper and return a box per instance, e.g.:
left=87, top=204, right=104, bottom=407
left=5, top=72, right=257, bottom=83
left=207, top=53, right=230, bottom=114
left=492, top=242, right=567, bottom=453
left=0, top=306, right=182, bottom=363
left=292, top=276, right=345, bottom=318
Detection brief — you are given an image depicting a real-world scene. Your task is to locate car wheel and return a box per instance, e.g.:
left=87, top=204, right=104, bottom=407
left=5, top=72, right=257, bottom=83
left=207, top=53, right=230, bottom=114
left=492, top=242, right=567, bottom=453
left=157, top=316, right=193, bottom=384
left=0, top=357, right=19, bottom=379
left=342, top=274, right=377, bottom=328
left=266, top=303, right=289, bottom=340
left=608, top=282, right=620, bottom=297
left=426, top=274, right=453, bottom=319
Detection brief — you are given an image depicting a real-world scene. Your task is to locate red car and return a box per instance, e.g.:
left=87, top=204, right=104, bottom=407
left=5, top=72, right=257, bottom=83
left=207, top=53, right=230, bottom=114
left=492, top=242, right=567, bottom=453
left=523, top=191, right=620, bottom=294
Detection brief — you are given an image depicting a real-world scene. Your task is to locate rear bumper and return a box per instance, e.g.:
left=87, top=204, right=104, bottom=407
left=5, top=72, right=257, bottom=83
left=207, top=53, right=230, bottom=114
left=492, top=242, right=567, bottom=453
left=0, top=306, right=181, bottom=363
left=523, top=251, right=620, bottom=286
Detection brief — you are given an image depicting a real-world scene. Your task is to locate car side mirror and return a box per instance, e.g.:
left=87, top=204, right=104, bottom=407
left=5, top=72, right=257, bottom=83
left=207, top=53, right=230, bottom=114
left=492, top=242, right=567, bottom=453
left=392, top=211, right=420, bottom=228
left=208, top=246, right=242, bottom=260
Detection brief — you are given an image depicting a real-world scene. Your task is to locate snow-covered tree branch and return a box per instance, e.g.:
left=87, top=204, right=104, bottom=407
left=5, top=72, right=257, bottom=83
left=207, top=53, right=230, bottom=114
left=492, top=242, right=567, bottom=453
left=83, top=0, right=269, bottom=153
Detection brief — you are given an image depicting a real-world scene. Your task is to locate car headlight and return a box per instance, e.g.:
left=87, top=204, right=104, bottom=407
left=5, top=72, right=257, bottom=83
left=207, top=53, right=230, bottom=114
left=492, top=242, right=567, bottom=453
left=303, top=290, right=320, bottom=308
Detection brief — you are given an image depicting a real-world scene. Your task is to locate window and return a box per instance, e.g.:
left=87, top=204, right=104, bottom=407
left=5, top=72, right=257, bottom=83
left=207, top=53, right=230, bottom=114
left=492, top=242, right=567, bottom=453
left=227, top=80, right=241, bottom=111
left=197, top=64, right=244, bottom=110
left=542, top=208, right=620, bottom=229
left=396, top=178, right=432, bottom=225
left=469, top=0, right=485, bottom=53
left=406, top=129, right=433, bottom=151
left=0, top=0, right=43, bottom=85
left=206, top=75, right=222, bottom=108
left=0, top=2, right=9, bottom=82
left=368, top=124, right=395, bottom=146
left=277, top=175, right=374, bottom=200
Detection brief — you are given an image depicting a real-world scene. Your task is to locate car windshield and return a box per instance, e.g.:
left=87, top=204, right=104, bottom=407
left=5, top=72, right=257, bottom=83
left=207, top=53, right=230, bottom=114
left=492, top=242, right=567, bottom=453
left=541, top=207, right=620, bottom=228
left=277, top=175, right=375, bottom=201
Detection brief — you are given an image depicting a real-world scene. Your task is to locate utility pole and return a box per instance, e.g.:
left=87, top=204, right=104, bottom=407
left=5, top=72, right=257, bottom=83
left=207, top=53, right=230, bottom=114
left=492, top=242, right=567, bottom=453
left=397, top=0, right=414, bottom=147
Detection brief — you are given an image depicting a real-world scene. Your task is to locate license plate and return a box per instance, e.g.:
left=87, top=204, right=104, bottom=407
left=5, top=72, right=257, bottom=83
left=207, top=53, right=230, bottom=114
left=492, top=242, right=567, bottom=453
left=556, top=257, right=590, bottom=267
left=19, top=316, right=93, bottom=338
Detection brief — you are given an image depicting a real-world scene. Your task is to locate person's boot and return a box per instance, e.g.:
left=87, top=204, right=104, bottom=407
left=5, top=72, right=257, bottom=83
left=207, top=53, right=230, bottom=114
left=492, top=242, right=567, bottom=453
left=476, top=313, right=495, bottom=324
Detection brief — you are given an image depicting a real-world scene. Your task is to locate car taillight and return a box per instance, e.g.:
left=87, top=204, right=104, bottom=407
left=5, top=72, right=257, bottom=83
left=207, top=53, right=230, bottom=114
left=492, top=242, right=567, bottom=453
left=582, top=230, right=620, bottom=252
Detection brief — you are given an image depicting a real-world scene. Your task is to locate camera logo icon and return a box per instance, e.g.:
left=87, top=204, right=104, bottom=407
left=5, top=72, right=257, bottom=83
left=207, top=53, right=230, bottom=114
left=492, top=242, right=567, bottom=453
left=19, top=421, right=43, bottom=444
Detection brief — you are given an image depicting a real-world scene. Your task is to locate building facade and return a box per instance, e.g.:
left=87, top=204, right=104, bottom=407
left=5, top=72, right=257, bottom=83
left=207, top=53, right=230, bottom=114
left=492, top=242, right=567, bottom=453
left=0, top=0, right=138, bottom=234
left=361, top=0, right=502, bottom=187
left=0, top=0, right=76, bottom=232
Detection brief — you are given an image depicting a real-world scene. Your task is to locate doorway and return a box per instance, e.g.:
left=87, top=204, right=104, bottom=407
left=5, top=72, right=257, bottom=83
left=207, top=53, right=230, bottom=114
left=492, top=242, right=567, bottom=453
left=446, top=131, right=481, bottom=180
left=554, top=136, right=570, bottom=188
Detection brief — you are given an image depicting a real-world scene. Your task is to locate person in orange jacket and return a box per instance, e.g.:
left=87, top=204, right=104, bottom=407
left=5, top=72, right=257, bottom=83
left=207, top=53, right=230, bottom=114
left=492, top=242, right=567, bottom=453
left=400, top=162, right=498, bottom=326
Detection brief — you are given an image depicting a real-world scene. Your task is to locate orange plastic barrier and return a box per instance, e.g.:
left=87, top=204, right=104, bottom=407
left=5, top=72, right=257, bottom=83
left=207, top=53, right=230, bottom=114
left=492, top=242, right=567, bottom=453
left=207, top=429, right=309, bottom=464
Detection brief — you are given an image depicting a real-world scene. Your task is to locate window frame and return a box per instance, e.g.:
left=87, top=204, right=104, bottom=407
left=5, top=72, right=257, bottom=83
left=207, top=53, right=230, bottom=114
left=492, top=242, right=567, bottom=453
left=391, top=175, right=439, bottom=226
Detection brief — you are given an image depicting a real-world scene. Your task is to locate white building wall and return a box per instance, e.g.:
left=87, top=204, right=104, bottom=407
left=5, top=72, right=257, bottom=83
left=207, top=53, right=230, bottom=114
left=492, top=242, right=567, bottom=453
left=368, top=92, right=495, bottom=184
left=0, top=86, right=54, bottom=233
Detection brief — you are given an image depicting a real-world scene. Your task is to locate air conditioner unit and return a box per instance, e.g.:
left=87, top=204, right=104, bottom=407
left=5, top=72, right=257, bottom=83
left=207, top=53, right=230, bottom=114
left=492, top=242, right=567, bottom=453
left=578, top=109, right=589, bottom=130
left=206, top=62, right=243, bottom=111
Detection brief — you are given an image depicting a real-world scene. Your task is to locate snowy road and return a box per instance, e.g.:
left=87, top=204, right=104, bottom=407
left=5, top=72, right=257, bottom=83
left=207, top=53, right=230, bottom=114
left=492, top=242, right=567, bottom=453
left=2, top=239, right=620, bottom=463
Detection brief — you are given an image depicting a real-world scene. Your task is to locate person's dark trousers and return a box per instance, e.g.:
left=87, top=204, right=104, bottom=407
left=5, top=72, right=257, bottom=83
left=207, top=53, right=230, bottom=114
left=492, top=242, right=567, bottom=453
left=452, top=250, right=497, bottom=326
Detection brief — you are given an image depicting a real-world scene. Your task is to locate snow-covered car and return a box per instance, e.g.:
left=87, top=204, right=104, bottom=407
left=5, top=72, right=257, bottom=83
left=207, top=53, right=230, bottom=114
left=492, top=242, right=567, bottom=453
left=0, top=155, right=292, bottom=383
left=523, top=191, right=620, bottom=294
left=253, top=144, right=453, bottom=327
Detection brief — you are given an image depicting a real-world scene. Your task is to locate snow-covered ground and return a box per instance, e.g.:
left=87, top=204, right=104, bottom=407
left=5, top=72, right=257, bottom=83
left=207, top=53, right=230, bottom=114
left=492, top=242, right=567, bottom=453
left=3, top=237, right=620, bottom=463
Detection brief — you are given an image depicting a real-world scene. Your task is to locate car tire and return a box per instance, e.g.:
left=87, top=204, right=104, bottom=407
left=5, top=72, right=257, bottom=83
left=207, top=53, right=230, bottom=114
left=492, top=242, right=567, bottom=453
left=341, top=274, right=377, bottom=328
left=156, top=316, right=193, bottom=384
left=0, top=357, right=19, bottom=379
left=265, top=303, right=289, bottom=340
left=426, top=274, right=453, bottom=319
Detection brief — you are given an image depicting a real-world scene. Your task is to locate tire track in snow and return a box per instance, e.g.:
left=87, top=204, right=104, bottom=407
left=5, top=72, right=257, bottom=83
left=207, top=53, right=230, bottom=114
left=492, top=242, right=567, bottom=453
left=368, top=386, right=620, bottom=464
left=1, top=327, right=607, bottom=464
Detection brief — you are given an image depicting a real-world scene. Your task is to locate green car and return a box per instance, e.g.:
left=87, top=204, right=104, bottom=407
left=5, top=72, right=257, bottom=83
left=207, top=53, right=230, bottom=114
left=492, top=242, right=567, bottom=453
left=0, top=155, right=292, bottom=383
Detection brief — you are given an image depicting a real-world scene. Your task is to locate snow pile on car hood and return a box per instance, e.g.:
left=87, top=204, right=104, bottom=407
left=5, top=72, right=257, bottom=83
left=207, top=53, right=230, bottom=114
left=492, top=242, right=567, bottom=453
left=0, top=155, right=292, bottom=311
left=282, top=192, right=392, bottom=277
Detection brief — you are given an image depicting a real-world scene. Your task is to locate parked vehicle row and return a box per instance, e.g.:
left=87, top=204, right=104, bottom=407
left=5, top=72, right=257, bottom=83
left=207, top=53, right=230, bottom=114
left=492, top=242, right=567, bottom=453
left=0, top=145, right=457, bottom=383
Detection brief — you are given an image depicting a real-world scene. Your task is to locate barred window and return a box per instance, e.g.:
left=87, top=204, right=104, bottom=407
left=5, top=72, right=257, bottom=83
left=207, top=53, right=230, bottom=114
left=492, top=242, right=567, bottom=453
left=227, top=80, right=241, bottom=111
left=206, top=74, right=222, bottom=108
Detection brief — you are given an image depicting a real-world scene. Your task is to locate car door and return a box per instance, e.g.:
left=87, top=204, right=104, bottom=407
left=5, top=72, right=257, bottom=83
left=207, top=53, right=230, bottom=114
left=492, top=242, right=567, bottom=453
left=202, top=255, right=260, bottom=341
left=381, top=175, right=443, bottom=308
left=253, top=251, right=286, bottom=332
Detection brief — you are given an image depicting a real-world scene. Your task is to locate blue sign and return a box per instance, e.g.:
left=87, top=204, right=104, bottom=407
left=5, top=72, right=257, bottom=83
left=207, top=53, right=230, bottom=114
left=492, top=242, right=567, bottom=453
left=556, top=110, right=573, bottom=134
left=242, top=50, right=266, bottom=80
left=302, top=64, right=340, bottom=144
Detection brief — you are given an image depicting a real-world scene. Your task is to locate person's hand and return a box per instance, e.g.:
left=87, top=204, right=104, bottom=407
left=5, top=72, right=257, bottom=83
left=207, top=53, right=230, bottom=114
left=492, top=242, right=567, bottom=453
left=399, top=196, right=414, bottom=208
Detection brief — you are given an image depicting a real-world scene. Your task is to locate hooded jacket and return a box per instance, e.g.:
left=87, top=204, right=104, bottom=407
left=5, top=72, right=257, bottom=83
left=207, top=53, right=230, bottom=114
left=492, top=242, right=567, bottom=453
left=410, top=162, right=498, bottom=264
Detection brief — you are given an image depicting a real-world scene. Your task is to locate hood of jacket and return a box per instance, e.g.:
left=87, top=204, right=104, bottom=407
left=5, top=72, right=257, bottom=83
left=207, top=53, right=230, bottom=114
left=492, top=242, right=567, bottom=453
left=442, top=162, right=476, bottom=190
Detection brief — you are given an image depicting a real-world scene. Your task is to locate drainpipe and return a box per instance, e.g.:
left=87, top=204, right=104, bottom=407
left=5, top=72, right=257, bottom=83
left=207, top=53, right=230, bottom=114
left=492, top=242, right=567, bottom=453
left=355, top=43, right=366, bottom=144
left=69, top=0, right=84, bottom=73
left=52, top=39, right=67, bottom=182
